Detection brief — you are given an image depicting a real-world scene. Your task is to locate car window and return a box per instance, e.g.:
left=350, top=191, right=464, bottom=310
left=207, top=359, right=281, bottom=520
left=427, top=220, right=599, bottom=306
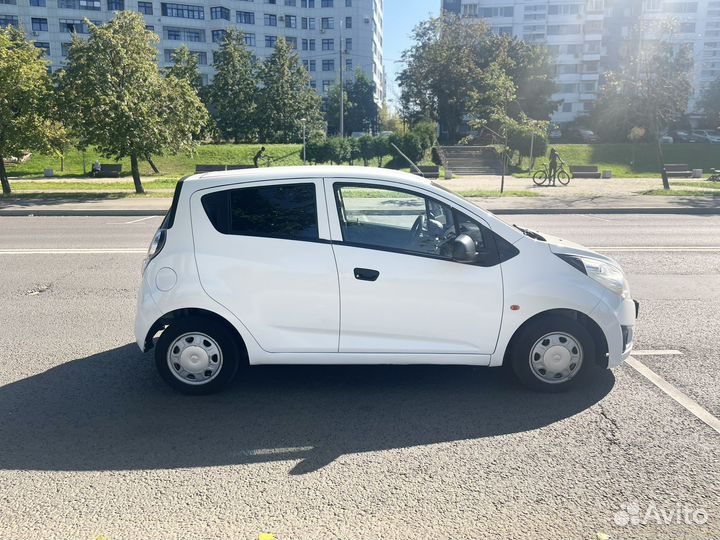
left=334, top=184, right=460, bottom=259
left=201, top=183, right=318, bottom=241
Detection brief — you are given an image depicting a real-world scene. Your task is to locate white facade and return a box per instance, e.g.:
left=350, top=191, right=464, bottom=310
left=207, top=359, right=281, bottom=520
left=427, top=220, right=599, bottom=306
left=442, top=0, right=719, bottom=123
left=0, top=0, right=385, bottom=102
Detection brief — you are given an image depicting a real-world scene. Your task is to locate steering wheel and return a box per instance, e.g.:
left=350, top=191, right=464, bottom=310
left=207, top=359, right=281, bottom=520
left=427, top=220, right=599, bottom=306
left=410, top=214, right=426, bottom=243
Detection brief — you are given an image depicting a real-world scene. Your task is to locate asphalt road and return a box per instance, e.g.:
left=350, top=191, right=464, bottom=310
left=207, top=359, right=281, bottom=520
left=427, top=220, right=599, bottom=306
left=0, top=214, right=719, bottom=540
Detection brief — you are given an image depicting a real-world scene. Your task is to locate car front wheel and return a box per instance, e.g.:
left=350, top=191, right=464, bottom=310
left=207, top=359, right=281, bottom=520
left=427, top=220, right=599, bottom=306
left=509, top=315, right=596, bottom=392
left=155, top=317, right=240, bottom=394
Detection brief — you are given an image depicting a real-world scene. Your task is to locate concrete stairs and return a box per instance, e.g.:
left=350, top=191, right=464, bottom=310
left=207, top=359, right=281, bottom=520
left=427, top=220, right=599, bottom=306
left=439, top=146, right=501, bottom=176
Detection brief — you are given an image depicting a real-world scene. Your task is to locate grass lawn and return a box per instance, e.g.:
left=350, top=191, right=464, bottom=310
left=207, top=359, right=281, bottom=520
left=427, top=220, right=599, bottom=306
left=4, top=144, right=304, bottom=179
left=517, top=143, right=720, bottom=178
left=642, top=189, right=720, bottom=197
left=669, top=181, right=720, bottom=190
left=0, top=192, right=170, bottom=200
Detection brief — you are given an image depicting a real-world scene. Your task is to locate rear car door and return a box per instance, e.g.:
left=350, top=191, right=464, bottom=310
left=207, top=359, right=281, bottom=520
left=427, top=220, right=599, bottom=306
left=191, top=179, right=340, bottom=353
left=325, top=179, right=506, bottom=356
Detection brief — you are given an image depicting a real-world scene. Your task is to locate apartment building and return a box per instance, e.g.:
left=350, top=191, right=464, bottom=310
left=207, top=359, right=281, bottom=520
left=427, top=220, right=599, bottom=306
left=0, top=0, right=385, bottom=102
left=442, top=0, right=719, bottom=123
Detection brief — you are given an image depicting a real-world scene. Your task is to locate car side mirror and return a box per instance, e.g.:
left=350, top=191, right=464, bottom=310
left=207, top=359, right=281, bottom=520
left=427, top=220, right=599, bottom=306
left=452, top=234, right=477, bottom=263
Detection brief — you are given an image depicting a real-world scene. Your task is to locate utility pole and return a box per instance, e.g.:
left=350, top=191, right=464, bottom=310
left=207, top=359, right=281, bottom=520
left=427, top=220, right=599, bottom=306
left=339, top=18, right=344, bottom=138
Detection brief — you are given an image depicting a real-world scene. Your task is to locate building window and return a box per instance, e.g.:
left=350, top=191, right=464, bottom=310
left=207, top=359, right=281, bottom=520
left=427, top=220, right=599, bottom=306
left=345, top=37, right=351, bottom=50
left=163, top=26, right=205, bottom=41
left=302, top=17, right=315, bottom=29
left=321, top=0, right=333, bottom=6
left=286, top=36, right=297, bottom=48
left=146, top=24, right=154, bottom=30
left=285, top=14, right=296, bottom=27
left=303, top=59, right=316, bottom=71
left=345, top=16, right=351, bottom=29
left=138, top=1, right=153, bottom=14
left=161, top=3, right=205, bottom=19
left=548, top=4, right=580, bottom=15
left=322, top=79, right=332, bottom=93
left=321, top=17, right=333, bottom=29
left=237, top=11, right=255, bottom=24
left=60, top=18, right=96, bottom=33
left=212, top=29, right=227, bottom=42
left=265, top=34, right=277, bottom=47
left=32, top=17, right=48, bottom=31
left=264, top=13, right=277, bottom=26
left=30, top=0, right=46, bottom=5
left=322, top=59, right=334, bottom=71
left=0, top=14, right=18, bottom=26
left=345, top=0, right=351, bottom=5
left=107, top=0, right=124, bottom=10
left=35, top=41, right=51, bottom=54
left=61, top=42, right=72, bottom=57
left=479, top=6, right=513, bottom=17
left=210, top=6, right=229, bottom=19
left=244, top=33, right=255, bottom=46
left=285, top=0, right=296, bottom=4
left=58, top=0, right=102, bottom=9
left=345, top=58, right=352, bottom=70
left=164, top=49, right=206, bottom=64
left=321, top=38, right=333, bottom=50
left=301, top=0, right=315, bottom=7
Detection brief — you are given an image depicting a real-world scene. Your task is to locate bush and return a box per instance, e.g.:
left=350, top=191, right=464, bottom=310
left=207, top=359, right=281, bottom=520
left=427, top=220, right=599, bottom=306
left=305, top=137, right=333, bottom=164
left=390, top=131, right=425, bottom=165
left=507, top=125, right=548, bottom=159
left=371, top=135, right=390, bottom=166
left=328, top=137, right=351, bottom=164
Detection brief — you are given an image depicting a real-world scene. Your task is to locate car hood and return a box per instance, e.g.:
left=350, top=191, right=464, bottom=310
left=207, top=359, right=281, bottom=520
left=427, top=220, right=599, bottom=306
left=540, top=232, right=618, bottom=265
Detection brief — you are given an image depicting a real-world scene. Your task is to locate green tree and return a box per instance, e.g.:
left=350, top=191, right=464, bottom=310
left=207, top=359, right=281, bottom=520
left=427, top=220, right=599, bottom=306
left=60, top=12, right=208, bottom=193
left=166, top=44, right=202, bottom=92
left=592, top=25, right=692, bottom=189
left=0, top=27, right=56, bottom=195
left=345, top=70, right=380, bottom=135
left=257, top=38, right=324, bottom=143
left=699, top=75, right=720, bottom=128
left=207, top=29, right=258, bottom=143
left=325, top=82, right=351, bottom=136
left=398, top=14, right=491, bottom=143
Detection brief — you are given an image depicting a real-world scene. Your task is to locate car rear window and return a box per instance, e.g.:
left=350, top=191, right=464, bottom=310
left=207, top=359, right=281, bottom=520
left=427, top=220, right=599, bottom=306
left=201, top=183, right=319, bottom=241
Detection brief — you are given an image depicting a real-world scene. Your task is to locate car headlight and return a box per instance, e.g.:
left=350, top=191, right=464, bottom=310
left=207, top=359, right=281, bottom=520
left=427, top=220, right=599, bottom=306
left=556, top=254, right=629, bottom=297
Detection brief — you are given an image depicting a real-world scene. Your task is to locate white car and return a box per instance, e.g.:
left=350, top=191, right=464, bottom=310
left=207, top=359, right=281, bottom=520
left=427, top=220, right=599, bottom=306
left=135, top=167, right=637, bottom=394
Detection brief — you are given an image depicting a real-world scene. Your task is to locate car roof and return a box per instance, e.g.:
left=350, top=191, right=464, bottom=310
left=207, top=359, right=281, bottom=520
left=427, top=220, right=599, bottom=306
left=184, top=166, right=432, bottom=190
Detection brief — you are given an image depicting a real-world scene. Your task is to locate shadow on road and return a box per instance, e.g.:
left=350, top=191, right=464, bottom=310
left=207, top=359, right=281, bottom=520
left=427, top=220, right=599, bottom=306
left=0, top=344, right=614, bottom=474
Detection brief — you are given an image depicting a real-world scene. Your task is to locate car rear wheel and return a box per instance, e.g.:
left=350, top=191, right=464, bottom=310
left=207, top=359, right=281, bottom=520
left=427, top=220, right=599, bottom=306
left=155, top=317, right=241, bottom=394
left=509, top=315, right=596, bottom=392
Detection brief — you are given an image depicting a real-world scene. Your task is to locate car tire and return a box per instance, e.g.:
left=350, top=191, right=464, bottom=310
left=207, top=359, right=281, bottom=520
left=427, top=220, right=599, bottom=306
left=509, top=315, right=596, bottom=392
left=155, top=317, right=241, bottom=395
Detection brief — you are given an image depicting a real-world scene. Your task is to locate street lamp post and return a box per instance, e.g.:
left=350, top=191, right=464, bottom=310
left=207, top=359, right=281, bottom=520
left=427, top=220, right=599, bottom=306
left=339, top=19, right=344, bottom=138
left=301, top=118, right=307, bottom=164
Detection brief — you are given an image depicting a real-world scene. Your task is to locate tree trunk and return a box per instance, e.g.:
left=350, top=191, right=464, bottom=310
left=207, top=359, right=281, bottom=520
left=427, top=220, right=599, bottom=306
left=60, top=154, right=65, bottom=172
left=130, top=154, right=145, bottom=194
left=0, top=156, right=11, bottom=195
left=147, top=156, right=160, bottom=174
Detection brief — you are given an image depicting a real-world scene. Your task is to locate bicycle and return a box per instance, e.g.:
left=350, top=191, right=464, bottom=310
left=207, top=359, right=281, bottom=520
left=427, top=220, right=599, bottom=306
left=532, top=162, right=570, bottom=186
left=708, top=168, right=720, bottom=182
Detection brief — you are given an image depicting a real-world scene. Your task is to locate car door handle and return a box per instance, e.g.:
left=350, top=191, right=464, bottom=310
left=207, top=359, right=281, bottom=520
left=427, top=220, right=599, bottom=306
left=354, top=268, right=380, bottom=282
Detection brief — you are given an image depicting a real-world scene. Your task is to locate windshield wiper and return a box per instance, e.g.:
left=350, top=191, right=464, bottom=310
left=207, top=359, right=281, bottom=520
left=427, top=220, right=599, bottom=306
left=514, top=225, right=546, bottom=241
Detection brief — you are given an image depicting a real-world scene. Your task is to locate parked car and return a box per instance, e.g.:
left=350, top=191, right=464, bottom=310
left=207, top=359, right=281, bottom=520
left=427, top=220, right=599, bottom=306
left=136, top=167, right=638, bottom=394
left=669, top=130, right=699, bottom=143
left=569, top=128, right=599, bottom=143
left=692, top=130, right=720, bottom=143
left=659, top=135, right=674, bottom=144
left=548, top=128, right=563, bottom=140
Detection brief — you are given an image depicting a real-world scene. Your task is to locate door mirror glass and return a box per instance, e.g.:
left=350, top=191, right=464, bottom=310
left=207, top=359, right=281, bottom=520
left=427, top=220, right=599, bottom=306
left=452, top=233, right=476, bottom=262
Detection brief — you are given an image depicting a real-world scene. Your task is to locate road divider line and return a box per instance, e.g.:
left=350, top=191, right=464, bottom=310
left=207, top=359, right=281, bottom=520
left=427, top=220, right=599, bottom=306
left=121, top=216, right=160, bottom=224
left=0, top=248, right=146, bottom=255
left=626, top=356, right=720, bottom=435
left=631, top=350, right=683, bottom=356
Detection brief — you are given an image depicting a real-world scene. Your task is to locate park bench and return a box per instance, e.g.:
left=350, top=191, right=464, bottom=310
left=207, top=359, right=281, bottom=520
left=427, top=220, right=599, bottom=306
left=569, top=165, right=601, bottom=179
left=414, top=165, right=441, bottom=179
left=99, top=164, right=122, bottom=178
left=195, top=165, right=227, bottom=173
left=664, top=164, right=693, bottom=178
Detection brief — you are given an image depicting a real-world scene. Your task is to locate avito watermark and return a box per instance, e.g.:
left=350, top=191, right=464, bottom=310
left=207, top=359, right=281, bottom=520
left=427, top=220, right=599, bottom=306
left=614, top=501, right=708, bottom=527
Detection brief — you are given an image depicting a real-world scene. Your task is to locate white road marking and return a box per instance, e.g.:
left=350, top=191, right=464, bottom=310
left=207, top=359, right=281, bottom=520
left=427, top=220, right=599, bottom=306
left=631, top=350, right=683, bottom=356
left=120, top=216, right=159, bottom=225
left=591, top=246, right=720, bottom=252
left=0, top=248, right=146, bottom=255
left=626, top=356, right=720, bottom=435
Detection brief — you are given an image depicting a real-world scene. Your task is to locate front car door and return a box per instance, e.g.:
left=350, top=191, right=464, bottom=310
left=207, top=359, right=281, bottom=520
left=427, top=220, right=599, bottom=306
left=192, top=178, right=340, bottom=353
left=325, top=179, right=506, bottom=357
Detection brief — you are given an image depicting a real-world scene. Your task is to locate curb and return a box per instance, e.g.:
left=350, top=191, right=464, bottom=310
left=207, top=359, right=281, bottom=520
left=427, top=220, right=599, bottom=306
left=0, top=209, right=166, bottom=217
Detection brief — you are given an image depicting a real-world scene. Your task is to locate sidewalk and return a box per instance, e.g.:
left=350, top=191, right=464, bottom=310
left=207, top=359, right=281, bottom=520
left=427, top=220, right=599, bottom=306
left=1, top=193, right=718, bottom=216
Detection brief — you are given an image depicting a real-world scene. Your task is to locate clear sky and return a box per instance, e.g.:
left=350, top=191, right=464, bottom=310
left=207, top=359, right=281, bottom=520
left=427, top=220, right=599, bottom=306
left=383, top=0, right=439, bottom=109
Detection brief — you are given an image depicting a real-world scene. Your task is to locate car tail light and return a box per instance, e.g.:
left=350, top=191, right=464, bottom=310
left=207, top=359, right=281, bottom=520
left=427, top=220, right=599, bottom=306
left=143, top=229, right=166, bottom=274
